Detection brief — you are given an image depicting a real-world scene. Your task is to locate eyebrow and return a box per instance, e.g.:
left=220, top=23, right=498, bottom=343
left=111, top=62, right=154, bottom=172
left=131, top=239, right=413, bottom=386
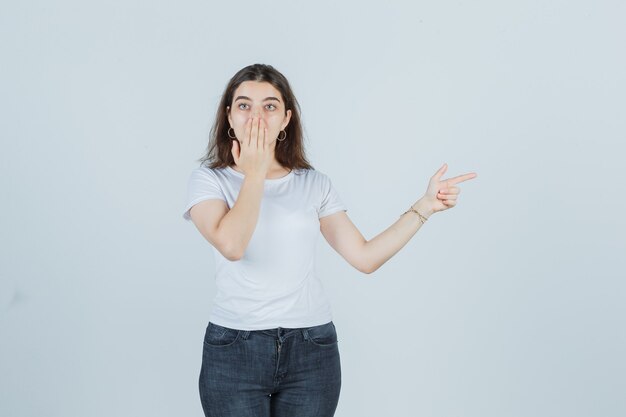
left=234, top=95, right=281, bottom=103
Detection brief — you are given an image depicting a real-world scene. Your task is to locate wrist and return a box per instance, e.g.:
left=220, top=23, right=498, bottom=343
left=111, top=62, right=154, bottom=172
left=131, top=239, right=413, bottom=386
left=412, top=197, right=435, bottom=219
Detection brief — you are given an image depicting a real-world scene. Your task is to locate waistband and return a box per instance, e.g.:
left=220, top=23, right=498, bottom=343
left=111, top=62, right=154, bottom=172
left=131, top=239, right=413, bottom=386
left=210, top=321, right=333, bottom=342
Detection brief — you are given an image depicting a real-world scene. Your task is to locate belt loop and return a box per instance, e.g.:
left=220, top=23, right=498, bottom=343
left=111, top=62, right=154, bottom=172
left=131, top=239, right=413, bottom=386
left=241, top=330, right=250, bottom=340
left=302, top=328, right=310, bottom=341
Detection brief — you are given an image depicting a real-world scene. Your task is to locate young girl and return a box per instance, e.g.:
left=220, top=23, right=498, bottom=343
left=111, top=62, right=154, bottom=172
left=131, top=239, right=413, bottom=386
left=183, top=63, right=477, bottom=417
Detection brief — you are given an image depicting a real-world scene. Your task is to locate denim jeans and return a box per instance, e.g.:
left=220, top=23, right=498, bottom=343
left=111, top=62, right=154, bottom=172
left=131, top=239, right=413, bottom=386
left=198, top=320, right=342, bottom=417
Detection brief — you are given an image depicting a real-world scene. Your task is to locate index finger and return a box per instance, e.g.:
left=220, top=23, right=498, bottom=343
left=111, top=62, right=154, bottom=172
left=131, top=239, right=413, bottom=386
left=445, top=172, right=478, bottom=186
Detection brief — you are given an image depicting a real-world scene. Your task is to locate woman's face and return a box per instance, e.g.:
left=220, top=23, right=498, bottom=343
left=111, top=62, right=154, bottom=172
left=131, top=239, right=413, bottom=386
left=227, top=80, right=292, bottom=144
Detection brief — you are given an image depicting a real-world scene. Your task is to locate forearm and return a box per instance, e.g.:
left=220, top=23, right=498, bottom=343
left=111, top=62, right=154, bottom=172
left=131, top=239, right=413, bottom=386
left=362, top=197, right=434, bottom=274
left=217, top=174, right=265, bottom=259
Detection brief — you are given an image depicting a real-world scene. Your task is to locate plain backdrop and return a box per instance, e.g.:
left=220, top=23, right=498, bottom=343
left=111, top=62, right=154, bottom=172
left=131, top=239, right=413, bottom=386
left=1, top=1, right=624, bottom=416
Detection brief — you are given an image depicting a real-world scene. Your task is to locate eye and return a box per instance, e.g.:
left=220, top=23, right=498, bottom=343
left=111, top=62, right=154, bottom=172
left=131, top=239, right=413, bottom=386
left=237, top=103, right=277, bottom=110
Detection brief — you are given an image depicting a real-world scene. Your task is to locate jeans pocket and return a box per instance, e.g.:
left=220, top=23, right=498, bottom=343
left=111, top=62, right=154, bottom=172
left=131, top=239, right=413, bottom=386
left=306, top=321, right=338, bottom=347
left=203, top=322, right=241, bottom=348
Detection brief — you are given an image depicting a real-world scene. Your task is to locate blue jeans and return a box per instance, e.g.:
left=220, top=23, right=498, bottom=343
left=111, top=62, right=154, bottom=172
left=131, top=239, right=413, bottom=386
left=198, top=320, right=342, bottom=417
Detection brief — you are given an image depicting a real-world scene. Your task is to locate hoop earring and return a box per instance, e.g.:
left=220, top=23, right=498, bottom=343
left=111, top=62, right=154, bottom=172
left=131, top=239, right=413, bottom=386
left=277, top=130, right=287, bottom=142
left=227, top=127, right=236, bottom=139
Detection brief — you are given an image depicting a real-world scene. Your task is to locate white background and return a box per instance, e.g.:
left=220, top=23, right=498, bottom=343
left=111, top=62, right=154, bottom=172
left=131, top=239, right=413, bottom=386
left=1, top=1, right=624, bottom=416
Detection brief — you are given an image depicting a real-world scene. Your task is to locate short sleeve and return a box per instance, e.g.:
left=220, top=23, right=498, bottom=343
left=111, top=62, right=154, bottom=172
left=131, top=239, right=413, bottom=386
left=182, top=167, right=227, bottom=221
left=318, top=174, right=348, bottom=219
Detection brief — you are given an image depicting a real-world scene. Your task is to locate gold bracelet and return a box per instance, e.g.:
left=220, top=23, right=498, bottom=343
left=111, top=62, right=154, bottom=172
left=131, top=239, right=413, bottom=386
left=401, top=204, right=428, bottom=225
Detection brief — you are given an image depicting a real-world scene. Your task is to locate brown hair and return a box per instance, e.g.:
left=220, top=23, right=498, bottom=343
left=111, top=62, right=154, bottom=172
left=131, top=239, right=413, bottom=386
left=197, top=63, right=314, bottom=172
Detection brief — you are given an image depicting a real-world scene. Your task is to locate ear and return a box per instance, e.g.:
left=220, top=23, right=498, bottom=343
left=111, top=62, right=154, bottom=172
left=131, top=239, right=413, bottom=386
left=226, top=106, right=232, bottom=126
left=281, top=109, right=292, bottom=130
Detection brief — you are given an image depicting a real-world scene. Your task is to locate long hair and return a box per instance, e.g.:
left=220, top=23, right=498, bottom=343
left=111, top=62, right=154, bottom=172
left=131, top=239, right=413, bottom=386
left=198, top=64, right=314, bottom=172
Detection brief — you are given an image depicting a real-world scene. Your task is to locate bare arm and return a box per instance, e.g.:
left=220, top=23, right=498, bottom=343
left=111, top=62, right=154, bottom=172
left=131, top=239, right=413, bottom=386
left=320, top=198, right=433, bottom=274
left=361, top=198, right=434, bottom=273
left=189, top=172, right=265, bottom=261
left=217, top=174, right=265, bottom=260
left=320, top=163, right=477, bottom=274
left=191, top=115, right=281, bottom=259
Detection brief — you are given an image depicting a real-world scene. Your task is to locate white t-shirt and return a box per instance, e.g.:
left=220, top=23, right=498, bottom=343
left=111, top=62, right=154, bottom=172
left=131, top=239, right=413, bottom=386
left=183, top=164, right=348, bottom=331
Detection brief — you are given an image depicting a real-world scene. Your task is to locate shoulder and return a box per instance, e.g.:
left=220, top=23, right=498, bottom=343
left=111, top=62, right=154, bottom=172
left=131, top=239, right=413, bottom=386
left=290, top=169, right=336, bottom=193
left=296, top=167, right=330, bottom=183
